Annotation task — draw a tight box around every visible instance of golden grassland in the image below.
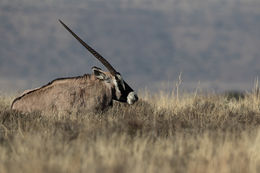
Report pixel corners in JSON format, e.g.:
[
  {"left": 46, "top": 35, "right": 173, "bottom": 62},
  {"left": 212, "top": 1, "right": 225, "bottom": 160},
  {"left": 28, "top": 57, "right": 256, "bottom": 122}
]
[{"left": 0, "top": 86, "right": 260, "bottom": 173}]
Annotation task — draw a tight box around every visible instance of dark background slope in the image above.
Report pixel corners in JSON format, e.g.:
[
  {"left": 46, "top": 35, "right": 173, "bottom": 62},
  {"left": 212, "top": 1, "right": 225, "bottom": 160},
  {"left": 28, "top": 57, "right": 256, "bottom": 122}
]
[{"left": 0, "top": 0, "right": 260, "bottom": 93}]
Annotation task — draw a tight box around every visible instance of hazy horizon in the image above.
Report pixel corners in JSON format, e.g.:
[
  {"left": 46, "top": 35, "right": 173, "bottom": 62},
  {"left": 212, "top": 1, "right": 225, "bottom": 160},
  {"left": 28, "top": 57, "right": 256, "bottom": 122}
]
[{"left": 1, "top": 0, "right": 260, "bottom": 93}]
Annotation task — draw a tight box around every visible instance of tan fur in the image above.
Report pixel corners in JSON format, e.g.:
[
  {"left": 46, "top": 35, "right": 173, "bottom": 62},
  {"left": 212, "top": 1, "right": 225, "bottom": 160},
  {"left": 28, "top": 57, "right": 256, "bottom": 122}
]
[{"left": 11, "top": 74, "right": 114, "bottom": 116}]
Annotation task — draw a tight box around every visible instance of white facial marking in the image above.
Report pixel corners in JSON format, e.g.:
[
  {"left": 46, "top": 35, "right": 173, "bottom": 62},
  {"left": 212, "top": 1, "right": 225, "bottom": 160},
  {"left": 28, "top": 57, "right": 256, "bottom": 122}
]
[
  {"left": 116, "top": 74, "right": 125, "bottom": 90},
  {"left": 113, "top": 78, "right": 120, "bottom": 94},
  {"left": 127, "top": 92, "right": 138, "bottom": 105}
]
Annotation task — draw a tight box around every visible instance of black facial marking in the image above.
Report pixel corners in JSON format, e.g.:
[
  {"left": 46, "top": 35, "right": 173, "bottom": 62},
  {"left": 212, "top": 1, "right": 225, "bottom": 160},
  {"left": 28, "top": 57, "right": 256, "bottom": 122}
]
[{"left": 116, "top": 80, "right": 134, "bottom": 102}]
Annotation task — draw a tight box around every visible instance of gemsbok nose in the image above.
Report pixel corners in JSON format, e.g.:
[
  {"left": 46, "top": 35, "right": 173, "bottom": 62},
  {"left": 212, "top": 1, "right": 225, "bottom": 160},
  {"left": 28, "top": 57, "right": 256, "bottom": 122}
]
[{"left": 127, "top": 92, "right": 138, "bottom": 105}]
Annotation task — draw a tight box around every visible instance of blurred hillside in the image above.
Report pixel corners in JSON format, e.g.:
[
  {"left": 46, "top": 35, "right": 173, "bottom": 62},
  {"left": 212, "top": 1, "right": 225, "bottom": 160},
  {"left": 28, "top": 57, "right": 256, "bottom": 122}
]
[{"left": 0, "top": 0, "right": 260, "bottom": 92}]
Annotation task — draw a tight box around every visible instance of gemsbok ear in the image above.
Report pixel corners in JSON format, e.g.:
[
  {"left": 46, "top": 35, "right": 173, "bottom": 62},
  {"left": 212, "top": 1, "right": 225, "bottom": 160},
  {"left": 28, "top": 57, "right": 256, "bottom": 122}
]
[{"left": 92, "top": 66, "right": 109, "bottom": 80}]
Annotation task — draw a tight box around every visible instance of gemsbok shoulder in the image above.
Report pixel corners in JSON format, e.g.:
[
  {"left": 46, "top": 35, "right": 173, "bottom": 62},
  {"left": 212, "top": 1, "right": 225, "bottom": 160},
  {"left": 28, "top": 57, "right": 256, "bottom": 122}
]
[{"left": 11, "top": 20, "right": 138, "bottom": 115}]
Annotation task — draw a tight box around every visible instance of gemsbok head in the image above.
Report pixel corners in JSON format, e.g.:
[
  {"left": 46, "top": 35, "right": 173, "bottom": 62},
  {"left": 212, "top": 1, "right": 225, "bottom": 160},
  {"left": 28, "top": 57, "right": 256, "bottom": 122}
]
[{"left": 11, "top": 20, "right": 138, "bottom": 115}]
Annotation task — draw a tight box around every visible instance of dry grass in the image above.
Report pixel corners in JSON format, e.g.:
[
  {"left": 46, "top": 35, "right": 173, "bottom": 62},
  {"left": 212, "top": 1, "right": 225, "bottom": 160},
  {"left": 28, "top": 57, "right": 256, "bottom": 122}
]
[{"left": 0, "top": 88, "right": 260, "bottom": 173}]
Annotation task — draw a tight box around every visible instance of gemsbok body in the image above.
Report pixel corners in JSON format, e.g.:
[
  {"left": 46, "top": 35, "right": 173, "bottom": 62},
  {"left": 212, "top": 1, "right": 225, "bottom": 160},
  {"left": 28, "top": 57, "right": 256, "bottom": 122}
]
[{"left": 11, "top": 20, "right": 138, "bottom": 115}]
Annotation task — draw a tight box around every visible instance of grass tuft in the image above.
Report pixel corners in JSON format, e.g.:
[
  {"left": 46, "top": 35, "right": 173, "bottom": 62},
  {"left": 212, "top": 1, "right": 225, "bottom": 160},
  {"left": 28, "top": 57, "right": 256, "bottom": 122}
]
[{"left": 0, "top": 90, "right": 260, "bottom": 173}]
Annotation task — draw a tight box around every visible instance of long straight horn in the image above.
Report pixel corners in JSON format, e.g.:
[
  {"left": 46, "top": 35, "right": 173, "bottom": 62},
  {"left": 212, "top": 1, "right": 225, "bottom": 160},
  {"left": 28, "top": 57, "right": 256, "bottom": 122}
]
[{"left": 59, "top": 19, "right": 117, "bottom": 75}]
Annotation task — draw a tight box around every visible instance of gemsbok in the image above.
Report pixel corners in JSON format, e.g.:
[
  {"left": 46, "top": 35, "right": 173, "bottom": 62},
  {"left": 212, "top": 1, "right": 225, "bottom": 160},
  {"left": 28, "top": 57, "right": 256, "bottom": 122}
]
[{"left": 11, "top": 20, "right": 138, "bottom": 115}]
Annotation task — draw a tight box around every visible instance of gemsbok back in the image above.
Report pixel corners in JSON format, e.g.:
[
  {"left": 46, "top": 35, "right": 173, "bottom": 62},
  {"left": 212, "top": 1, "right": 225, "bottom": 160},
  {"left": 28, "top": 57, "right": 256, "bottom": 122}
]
[{"left": 11, "top": 20, "right": 138, "bottom": 116}]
